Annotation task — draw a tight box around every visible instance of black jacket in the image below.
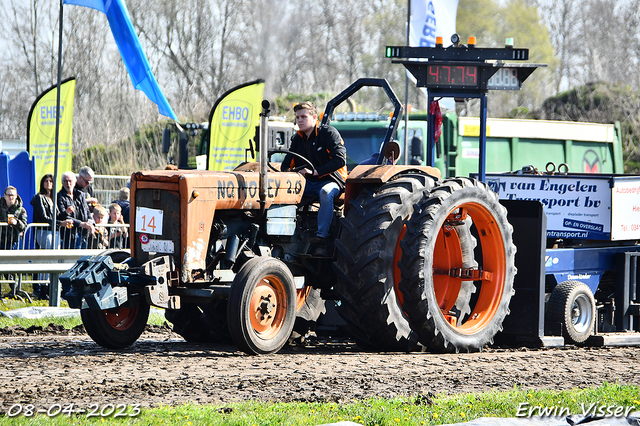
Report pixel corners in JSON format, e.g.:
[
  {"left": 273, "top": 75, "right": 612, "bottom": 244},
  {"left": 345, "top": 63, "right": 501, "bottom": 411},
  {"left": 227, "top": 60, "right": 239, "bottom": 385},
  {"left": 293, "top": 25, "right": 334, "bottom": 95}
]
[
  {"left": 56, "top": 188, "right": 91, "bottom": 229},
  {"left": 31, "top": 193, "right": 58, "bottom": 228},
  {"left": 281, "top": 123, "right": 347, "bottom": 189}
]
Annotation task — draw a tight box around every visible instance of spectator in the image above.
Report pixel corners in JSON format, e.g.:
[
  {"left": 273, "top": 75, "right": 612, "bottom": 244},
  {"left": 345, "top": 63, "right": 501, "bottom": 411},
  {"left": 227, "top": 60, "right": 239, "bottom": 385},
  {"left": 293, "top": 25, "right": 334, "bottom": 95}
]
[
  {"left": 76, "top": 166, "right": 98, "bottom": 209},
  {"left": 112, "top": 187, "right": 130, "bottom": 224},
  {"left": 30, "top": 174, "right": 57, "bottom": 300},
  {"left": 30, "top": 174, "right": 58, "bottom": 249},
  {"left": 0, "top": 186, "right": 27, "bottom": 250},
  {"left": 108, "top": 203, "right": 128, "bottom": 249},
  {"left": 87, "top": 204, "right": 108, "bottom": 249},
  {"left": 57, "top": 171, "right": 94, "bottom": 249}
]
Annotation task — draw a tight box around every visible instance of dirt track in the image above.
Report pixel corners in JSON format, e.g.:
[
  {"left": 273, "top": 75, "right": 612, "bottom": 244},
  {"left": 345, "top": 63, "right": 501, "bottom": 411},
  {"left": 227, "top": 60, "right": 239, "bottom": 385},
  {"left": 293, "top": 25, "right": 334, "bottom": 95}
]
[{"left": 1, "top": 325, "right": 639, "bottom": 413}]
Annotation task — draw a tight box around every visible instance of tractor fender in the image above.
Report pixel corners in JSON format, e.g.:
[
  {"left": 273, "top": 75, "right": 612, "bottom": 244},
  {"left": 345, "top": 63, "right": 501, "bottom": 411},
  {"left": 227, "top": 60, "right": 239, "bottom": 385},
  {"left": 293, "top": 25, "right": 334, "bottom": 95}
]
[{"left": 343, "top": 165, "right": 441, "bottom": 216}]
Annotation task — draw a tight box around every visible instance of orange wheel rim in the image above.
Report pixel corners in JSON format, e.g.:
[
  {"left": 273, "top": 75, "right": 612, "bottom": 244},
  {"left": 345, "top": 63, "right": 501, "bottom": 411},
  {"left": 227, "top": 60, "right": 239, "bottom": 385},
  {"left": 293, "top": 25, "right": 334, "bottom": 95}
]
[
  {"left": 433, "top": 227, "right": 463, "bottom": 313},
  {"left": 249, "top": 275, "right": 288, "bottom": 339},
  {"left": 432, "top": 202, "right": 506, "bottom": 335},
  {"left": 104, "top": 305, "right": 139, "bottom": 331}
]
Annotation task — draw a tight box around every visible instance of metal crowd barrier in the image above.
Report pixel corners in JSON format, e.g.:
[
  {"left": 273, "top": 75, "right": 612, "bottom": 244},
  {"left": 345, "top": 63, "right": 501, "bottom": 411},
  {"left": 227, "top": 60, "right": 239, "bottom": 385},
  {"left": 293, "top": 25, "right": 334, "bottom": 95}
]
[
  {"left": 0, "top": 222, "right": 21, "bottom": 250},
  {"left": 17, "top": 222, "right": 130, "bottom": 250},
  {"left": 0, "top": 222, "right": 130, "bottom": 305},
  {"left": 93, "top": 174, "right": 130, "bottom": 206}
]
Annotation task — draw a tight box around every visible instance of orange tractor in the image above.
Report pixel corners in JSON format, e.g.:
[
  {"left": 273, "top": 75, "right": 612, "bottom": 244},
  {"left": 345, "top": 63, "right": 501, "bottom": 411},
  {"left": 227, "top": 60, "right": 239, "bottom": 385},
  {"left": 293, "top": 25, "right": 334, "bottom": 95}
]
[{"left": 60, "top": 78, "right": 516, "bottom": 354}]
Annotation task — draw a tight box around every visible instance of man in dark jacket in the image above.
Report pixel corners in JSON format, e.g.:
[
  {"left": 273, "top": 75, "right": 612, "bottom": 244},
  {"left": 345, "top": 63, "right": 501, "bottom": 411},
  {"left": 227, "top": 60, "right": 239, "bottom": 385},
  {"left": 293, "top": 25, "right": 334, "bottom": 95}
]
[
  {"left": 281, "top": 101, "right": 347, "bottom": 255},
  {"left": 0, "top": 186, "right": 28, "bottom": 250},
  {"left": 57, "top": 171, "right": 95, "bottom": 249}
]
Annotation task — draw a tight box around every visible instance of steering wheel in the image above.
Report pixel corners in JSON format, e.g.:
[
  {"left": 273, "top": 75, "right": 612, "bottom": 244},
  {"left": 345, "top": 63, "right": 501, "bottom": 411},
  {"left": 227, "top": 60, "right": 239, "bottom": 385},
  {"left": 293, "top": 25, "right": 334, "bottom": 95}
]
[{"left": 268, "top": 150, "right": 317, "bottom": 175}]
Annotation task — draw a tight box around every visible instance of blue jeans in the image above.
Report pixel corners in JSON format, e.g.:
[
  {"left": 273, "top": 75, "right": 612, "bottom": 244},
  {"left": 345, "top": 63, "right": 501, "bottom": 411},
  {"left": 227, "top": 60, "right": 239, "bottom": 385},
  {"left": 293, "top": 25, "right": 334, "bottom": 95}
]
[
  {"left": 304, "top": 180, "right": 340, "bottom": 238},
  {"left": 35, "top": 229, "right": 53, "bottom": 249}
]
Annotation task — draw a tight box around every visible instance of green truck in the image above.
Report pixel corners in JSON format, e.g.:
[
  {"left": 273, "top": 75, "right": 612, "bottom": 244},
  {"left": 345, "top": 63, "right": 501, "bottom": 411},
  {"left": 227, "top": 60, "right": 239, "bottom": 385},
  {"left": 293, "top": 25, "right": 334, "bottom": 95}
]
[{"left": 331, "top": 111, "right": 624, "bottom": 177}]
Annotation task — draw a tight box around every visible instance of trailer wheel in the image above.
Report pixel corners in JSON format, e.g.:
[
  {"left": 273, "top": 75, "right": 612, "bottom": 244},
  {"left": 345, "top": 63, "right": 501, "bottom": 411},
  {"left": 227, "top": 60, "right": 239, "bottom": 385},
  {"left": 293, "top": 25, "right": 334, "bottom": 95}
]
[
  {"left": 399, "top": 177, "right": 516, "bottom": 352},
  {"left": 546, "top": 280, "right": 595, "bottom": 344},
  {"left": 333, "top": 174, "right": 437, "bottom": 351},
  {"left": 227, "top": 257, "right": 297, "bottom": 355},
  {"left": 81, "top": 251, "right": 149, "bottom": 349}
]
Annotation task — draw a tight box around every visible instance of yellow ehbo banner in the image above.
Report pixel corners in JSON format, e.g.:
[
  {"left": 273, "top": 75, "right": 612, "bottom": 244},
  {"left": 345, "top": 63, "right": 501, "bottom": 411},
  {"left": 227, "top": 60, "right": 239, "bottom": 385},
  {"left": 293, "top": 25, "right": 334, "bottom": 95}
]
[
  {"left": 27, "top": 77, "right": 76, "bottom": 183},
  {"left": 207, "top": 79, "right": 265, "bottom": 171}
]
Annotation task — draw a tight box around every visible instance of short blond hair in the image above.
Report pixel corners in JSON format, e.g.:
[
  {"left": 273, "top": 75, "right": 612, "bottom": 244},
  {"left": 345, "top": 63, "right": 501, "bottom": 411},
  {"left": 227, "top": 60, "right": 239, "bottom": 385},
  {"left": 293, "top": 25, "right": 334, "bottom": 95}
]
[
  {"left": 94, "top": 205, "right": 107, "bottom": 217},
  {"left": 119, "top": 187, "right": 130, "bottom": 201},
  {"left": 109, "top": 203, "right": 122, "bottom": 213}
]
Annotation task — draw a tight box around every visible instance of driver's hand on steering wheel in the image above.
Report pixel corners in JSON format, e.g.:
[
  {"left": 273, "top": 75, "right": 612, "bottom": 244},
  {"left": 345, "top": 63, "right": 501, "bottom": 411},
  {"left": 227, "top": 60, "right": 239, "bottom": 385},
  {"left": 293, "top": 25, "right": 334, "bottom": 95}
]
[{"left": 299, "top": 168, "right": 318, "bottom": 177}]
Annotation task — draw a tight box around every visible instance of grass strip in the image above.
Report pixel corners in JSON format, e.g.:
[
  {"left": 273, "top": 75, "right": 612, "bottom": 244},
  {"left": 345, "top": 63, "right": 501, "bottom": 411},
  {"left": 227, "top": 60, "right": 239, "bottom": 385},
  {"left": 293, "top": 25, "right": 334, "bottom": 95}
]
[{"left": 0, "top": 383, "right": 638, "bottom": 425}]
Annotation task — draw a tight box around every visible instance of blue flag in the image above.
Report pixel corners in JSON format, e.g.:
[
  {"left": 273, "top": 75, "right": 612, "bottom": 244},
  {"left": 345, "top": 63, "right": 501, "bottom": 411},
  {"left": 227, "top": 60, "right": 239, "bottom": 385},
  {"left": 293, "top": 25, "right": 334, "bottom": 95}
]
[{"left": 63, "top": 0, "right": 177, "bottom": 120}]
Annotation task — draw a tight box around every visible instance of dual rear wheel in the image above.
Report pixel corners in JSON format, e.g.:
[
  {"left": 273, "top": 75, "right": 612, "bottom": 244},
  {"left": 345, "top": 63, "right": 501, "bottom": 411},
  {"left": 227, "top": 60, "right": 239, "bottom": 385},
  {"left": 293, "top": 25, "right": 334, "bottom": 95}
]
[{"left": 335, "top": 176, "right": 517, "bottom": 352}]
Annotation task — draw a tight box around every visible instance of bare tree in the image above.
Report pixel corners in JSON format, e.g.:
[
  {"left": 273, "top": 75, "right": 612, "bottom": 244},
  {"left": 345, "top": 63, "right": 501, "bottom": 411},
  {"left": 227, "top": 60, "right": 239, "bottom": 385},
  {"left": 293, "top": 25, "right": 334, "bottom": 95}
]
[{"left": 537, "top": 0, "right": 580, "bottom": 92}]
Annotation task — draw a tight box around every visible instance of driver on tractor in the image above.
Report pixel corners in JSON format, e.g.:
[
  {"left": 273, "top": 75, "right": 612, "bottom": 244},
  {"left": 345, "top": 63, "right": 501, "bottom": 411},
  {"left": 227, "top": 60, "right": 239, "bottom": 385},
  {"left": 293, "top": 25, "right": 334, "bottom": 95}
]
[{"left": 281, "top": 101, "right": 347, "bottom": 256}]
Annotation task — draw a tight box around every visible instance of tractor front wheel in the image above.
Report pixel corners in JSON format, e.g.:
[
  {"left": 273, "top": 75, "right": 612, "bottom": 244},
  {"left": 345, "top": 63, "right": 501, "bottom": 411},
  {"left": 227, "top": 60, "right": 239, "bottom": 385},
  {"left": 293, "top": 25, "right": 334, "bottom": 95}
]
[
  {"left": 227, "top": 257, "right": 297, "bottom": 355},
  {"left": 82, "top": 299, "right": 150, "bottom": 349},
  {"left": 81, "top": 251, "right": 150, "bottom": 349}
]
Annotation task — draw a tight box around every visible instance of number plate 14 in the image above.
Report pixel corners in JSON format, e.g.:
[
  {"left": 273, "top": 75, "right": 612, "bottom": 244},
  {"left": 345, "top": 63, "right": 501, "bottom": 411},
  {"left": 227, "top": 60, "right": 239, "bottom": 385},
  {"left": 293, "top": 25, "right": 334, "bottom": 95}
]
[{"left": 135, "top": 207, "right": 164, "bottom": 236}]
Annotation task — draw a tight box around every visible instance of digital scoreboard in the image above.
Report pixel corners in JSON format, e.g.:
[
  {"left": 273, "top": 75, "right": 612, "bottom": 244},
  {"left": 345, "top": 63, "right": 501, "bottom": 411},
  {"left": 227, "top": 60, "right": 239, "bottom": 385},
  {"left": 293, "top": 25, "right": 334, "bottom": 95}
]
[
  {"left": 385, "top": 36, "right": 545, "bottom": 181},
  {"left": 385, "top": 45, "right": 542, "bottom": 93},
  {"left": 425, "top": 64, "right": 478, "bottom": 88}
]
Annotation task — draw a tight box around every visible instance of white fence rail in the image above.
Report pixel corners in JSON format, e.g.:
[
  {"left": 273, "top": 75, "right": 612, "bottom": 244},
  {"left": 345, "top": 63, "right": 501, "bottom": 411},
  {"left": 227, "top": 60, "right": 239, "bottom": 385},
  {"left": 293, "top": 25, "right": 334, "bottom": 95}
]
[
  {"left": 1, "top": 221, "right": 130, "bottom": 306},
  {"left": 1, "top": 174, "right": 131, "bottom": 304},
  {"left": 93, "top": 174, "right": 130, "bottom": 207}
]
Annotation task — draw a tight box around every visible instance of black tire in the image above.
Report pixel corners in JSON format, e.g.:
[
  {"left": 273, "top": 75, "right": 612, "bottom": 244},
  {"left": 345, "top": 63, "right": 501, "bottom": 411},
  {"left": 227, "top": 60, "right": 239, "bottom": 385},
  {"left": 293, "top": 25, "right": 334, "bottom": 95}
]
[
  {"left": 227, "top": 257, "right": 297, "bottom": 355},
  {"left": 333, "top": 173, "right": 437, "bottom": 351},
  {"left": 98, "top": 249, "right": 131, "bottom": 264},
  {"left": 292, "top": 287, "right": 327, "bottom": 336},
  {"left": 546, "top": 280, "right": 595, "bottom": 344},
  {"left": 399, "top": 177, "right": 516, "bottom": 352},
  {"left": 201, "top": 299, "right": 234, "bottom": 343},
  {"left": 165, "top": 304, "right": 215, "bottom": 343},
  {"left": 81, "top": 251, "right": 150, "bottom": 349}
]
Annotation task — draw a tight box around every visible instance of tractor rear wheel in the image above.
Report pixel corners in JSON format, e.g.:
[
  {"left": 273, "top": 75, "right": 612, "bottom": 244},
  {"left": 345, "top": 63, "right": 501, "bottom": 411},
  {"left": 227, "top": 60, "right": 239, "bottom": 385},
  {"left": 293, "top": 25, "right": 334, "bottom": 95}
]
[
  {"left": 81, "top": 251, "right": 150, "bottom": 349},
  {"left": 227, "top": 257, "right": 297, "bottom": 354},
  {"left": 292, "top": 286, "right": 326, "bottom": 337},
  {"left": 546, "top": 280, "right": 595, "bottom": 344},
  {"left": 399, "top": 177, "right": 516, "bottom": 352},
  {"left": 334, "top": 174, "right": 437, "bottom": 351},
  {"left": 165, "top": 304, "right": 215, "bottom": 343},
  {"left": 201, "top": 300, "right": 234, "bottom": 343}
]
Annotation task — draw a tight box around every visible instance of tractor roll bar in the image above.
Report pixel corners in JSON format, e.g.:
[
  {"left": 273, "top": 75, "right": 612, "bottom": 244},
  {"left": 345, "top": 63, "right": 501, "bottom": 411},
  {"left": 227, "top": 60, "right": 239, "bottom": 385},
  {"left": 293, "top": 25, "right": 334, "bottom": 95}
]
[{"left": 321, "top": 78, "right": 403, "bottom": 166}]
